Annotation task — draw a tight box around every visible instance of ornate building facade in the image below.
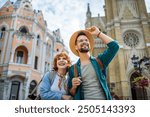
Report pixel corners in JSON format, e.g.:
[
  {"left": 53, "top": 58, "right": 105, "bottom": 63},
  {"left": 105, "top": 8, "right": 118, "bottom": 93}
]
[
  {"left": 85, "top": 0, "right": 150, "bottom": 99},
  {"left": 0, "top": 0, "right": 67, "bottom": 100}
]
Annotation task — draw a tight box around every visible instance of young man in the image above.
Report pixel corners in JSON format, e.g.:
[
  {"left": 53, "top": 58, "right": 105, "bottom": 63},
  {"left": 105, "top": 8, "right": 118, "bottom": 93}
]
[{"left": 68, "top": 26, "right": 119, "bottom": 100}]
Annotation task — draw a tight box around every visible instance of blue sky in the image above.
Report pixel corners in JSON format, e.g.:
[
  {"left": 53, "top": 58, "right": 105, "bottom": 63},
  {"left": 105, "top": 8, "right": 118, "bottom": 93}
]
[{"left": 0, "top": 0, "right": 150, "bottom": 62}]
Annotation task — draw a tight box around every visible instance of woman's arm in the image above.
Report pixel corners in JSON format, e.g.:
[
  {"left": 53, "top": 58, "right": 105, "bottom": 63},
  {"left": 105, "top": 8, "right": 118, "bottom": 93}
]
[{"left": 40, "top": 72, "right": 63, "bottom": 100}]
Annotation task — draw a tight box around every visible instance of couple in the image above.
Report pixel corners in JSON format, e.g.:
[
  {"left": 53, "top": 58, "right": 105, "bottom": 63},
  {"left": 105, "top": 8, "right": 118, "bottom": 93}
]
[{"left": 40, "top": 26, "right": 119, "bottom": 100}]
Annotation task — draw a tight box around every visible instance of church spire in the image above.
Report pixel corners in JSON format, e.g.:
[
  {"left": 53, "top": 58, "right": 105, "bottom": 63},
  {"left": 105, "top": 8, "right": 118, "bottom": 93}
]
[
  {"left": 86, "top": 3, "right": 91, "bottom": 18},
  {"left": 14, "top": 0, "right": 32, "bottom": 9}
]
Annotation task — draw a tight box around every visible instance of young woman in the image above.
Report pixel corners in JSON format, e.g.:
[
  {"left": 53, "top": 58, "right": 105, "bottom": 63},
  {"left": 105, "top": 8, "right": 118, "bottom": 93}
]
[{"left": 40, "top": 52, "right": 72, "bottom": 100}]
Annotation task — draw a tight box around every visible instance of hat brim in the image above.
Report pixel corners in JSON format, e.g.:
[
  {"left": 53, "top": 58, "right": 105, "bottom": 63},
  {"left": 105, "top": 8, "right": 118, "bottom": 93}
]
[{"left": 69, "top": 30, "right": 94, "bottom": 57}]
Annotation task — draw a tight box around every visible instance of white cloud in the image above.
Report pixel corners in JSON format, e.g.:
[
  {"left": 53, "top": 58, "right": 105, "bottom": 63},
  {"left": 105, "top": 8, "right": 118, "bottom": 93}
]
[
  {"left": 31, "top": 0, "right": 89, "bottom": 62},
  {"left": 145, "top": 0, "right": 150, "bottom": 12}
]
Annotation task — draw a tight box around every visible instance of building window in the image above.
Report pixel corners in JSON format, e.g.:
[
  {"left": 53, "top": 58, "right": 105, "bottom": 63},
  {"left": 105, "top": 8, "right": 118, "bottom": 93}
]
[
  {"left": 123, "top": 32, "right": 139, "bottom": 47},
  {"left": 44, "top": 62, "right": 47, "bottom": 73},
  {"left": 19, "top": 26, "right": 28, "bottom": 34},
  {"left": 29, "top": 80, "right": 37, "bottom": 94},
  {"left": 0, "top": 27, "right": 6, "bottom": 39},
  {"left": 37, "top": 35, "right": 40, "bottom": 46},
  {"left": 16, "top": 51, "right": 24, "bottom": 64},
  {"left": 25, "top": 5, "right": 29, "bottom": 8},
  {"left": 9, "top": 81, "right": 20, "bottom": 100},
  {"left": 34, "top": 56, "right": 38, "bottom": 70}
]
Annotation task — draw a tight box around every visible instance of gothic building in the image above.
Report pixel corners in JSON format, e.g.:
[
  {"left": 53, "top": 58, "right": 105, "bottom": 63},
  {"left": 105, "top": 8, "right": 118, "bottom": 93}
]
[
  {"left": 0, "top": 0, "right": 67, "bottom": 100},
  {"left": 85, "top": 0, "right": 150, "bottom": 99}
]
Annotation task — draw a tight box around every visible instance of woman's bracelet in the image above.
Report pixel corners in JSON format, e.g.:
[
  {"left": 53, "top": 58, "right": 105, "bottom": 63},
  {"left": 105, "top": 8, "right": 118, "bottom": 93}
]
[{"left": 97, "top": 31, "right": 101, "bottom": 37}]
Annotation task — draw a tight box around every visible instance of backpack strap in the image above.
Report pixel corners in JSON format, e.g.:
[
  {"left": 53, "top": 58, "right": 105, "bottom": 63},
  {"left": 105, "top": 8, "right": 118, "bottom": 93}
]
[
  {"left": 49, "top": 70, "right": 55, "bottom": 83},
  {"left": 74, "top": 64, "right": 78, "bottom": 77},
  {"left": 96, "top": 57, "right": 104, "bottom": 70}
]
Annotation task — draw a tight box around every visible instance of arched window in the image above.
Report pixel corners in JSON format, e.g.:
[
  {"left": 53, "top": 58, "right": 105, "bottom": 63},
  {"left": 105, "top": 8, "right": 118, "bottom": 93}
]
[
  {"left": 25, "top": 5, "right": 29, "bottom": 8},
  {"left": 19, "top": 26, "right": 28, "bottom": 34},
  {"left": 14, "top": 46, "right": 28, "bottom": 64},
  {"left": 29, "top": 80, "right": 37, "bottom": 94},
  {"left": 23, "top": 3, "right": 32, "bottom": 10},
  {"left": 0, "top": 27, "right": 6, "bottom": 39},
  {"left": 16, "top": 51, "right": 24, "bottom": 63}
]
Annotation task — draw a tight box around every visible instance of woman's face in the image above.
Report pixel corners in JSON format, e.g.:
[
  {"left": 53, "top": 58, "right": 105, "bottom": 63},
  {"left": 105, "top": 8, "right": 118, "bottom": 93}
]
[{"left": 57, "top": 56, "right": 68, "bottom": 69}]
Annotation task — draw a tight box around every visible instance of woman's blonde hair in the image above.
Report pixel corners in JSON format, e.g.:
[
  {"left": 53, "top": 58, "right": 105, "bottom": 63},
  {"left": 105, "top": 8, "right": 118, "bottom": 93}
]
[{"left": 53, "top": 52, "right": 71, "bottom": 71}]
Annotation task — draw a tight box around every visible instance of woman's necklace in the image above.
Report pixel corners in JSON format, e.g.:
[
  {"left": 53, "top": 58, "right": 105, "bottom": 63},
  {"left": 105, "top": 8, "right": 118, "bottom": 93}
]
[
  {"left": 57, "top": 72, "right": 65, "bottom": 78},
  {"left": 57, "top": 72, "right": 66, "bottom": 91}
]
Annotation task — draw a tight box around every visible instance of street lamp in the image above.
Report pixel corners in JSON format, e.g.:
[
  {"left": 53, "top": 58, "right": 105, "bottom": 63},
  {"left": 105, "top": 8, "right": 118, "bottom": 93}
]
[{"left": 131, "top": 55, "right": 150, "bottom": 75}]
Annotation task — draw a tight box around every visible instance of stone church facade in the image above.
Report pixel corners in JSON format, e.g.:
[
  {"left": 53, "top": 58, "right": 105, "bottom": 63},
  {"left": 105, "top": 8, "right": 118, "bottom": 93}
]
[
  {"left": 85, "top": 0, "right": 150, "bottom": 99},
  {"left": 0, "top": 0, "right": 67, "bottom": 100}
]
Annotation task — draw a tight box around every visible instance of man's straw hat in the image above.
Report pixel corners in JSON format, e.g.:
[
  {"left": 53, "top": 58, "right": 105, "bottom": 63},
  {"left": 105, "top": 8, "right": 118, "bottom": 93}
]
[{"left": 69, "top": 30, "right": 94, "bottom": 56}]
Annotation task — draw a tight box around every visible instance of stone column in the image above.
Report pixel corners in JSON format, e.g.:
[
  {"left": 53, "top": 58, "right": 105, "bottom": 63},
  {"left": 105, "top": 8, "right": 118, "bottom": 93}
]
[
  {"left": 105, "top": 0, "right": 112, "bottom": 23},
  {"left": 50, "top": 39, "right": 54, "bottom": 70},
  {"left": 41, "top": 41, "right": 46, "bottom": 73},
  {"left": 5, "top": 31, "right": 14, "bottom": 64},
  {"left": 10, "top": 50, "right": 14, "bottom": 63},
  {"left": 112, "top": 0, "right": 118, "bottom": 19},
  {"left": 24, "top": 72, "right": 30, "bottom": 99},
  {"left": 114, "top": 25, "right": 130, "bottom": 99},
  {"left": 3, "top": 79, "right": 10, "bottom": 100},
  {"left": 141, "top": 0, "right": 148, "bottom": 17},
  {"left": 141, "top": 21, "right": 150, "bottom": 43},
  {"left": 1, "top": 31, "right": 8, "bottom": 64},
  {"left": 41, "top": 30, "right": 47, "bottom": 73},
  {"left": 30, "top": 14, "right": 37, "bottom": 68},
  {"left": 141, "top": 20, "right": 150, "bottom": 57},
  {"left": 137, "top": 0, "right": 146, "bottom": 18}
]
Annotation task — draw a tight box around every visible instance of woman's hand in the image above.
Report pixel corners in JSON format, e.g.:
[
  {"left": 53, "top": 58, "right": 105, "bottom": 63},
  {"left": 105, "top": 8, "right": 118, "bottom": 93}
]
[{"left": 61, "top": 95, "right": 73, "bottom": 100}]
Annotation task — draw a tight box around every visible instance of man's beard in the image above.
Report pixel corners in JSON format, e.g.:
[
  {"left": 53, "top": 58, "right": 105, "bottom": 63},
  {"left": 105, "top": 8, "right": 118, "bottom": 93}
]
[{"left": 79, "top": 43, "right": 90, "bottom": 53}]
